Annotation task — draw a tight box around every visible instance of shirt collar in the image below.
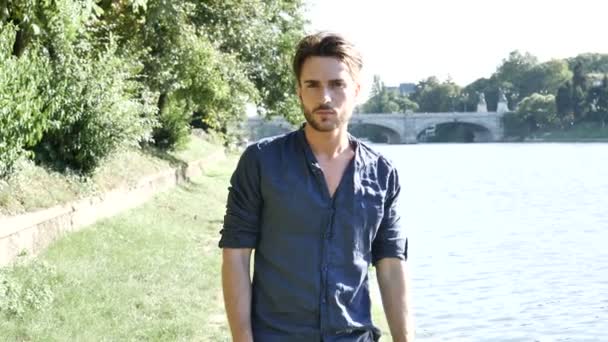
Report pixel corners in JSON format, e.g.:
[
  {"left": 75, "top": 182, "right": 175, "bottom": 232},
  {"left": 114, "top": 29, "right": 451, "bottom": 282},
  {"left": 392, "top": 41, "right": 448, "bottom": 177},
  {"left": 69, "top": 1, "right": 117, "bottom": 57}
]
[{"left": 296, "top": 124, "right": 363, "bottom": 172}]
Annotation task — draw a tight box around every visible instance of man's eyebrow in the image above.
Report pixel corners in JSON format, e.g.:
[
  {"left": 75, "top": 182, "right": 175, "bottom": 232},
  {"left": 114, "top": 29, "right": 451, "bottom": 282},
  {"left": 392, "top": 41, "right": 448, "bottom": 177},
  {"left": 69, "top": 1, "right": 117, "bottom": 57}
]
[{"left": 302, "top": 80, "right": 319, "bottom": 84}]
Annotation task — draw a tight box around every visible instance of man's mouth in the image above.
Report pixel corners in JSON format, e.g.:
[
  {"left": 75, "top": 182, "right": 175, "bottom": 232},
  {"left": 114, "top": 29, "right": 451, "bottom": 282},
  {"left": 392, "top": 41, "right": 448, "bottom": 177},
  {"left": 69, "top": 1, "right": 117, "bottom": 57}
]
[{"left": 314, "top": 109, "right": 336, "bottom": 115}]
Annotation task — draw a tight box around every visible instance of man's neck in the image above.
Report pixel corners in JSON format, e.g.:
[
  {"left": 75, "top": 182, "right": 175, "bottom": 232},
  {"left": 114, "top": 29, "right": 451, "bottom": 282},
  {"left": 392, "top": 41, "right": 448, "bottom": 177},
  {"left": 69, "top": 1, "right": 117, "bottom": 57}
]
[{"left": 304, "top": 124, "right": 352, "bottom": 160}]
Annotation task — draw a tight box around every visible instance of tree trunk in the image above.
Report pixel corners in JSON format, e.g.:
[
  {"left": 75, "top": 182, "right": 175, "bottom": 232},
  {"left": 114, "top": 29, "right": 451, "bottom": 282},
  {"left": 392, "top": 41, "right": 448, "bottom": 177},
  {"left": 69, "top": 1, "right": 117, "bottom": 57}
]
[
  {"left": 157, "top": 92, "right": 168, "bottom": 116},
  {"left": 11, "top": 21, "right": 28, "bottom": 58}
]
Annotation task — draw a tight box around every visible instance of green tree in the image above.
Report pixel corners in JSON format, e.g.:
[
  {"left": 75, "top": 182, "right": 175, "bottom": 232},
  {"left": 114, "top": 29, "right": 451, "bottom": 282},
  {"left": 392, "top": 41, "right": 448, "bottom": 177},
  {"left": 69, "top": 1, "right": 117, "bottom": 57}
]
[
  {"left": 572, "top": 62, "right": 588, "bottom": 121},
  {"left": 556, "top": 81, "right": 573, "bottom": 124},
  {"left": 192, "top": 0, "right": 306, "bottom": 122},
  {"left": 462, "top": 77, "right": 500, "bottom": 112},
  {"left": 587, "top": 75, "right": 608, "bottom": 126},
  {"left": 518, "top": 93, "right": 558, "bottom": 130},
  {"left": 567, "top": 53, "right": 608, "bottom": 74},
  {"left": 411, "top": 76, "right": 461, "bottom": 112},
  {"left": 520, "top": 59, "right": 572, "bottom": 97},
  {"left": 0, "top": 23, "right": 51, "bottom": 176},
  {"left": 360, "top": 75, "right": 418, "bottom": 113},
  {"left": 494, "top": 50, "right": 538, "bottom": 105},
  {"left": 504, "top": 93, "right": 557, "bottom": 138}
]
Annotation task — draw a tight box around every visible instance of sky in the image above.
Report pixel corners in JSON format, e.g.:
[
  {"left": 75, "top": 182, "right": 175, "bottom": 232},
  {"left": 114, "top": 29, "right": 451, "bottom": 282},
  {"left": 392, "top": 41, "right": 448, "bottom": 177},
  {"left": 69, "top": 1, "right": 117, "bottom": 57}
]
[{"left": 304, "top": 0, "right": 608, "bottom": 101}]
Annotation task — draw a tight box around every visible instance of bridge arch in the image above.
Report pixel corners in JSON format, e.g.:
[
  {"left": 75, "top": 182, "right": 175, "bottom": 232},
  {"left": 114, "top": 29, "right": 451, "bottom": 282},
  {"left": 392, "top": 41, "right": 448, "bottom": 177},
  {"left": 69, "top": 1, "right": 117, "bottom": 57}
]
[
  {"left": 416, "top": 121, "right": 494, "bottom": 143},
  {"left": 348, "top": 122, "right": 401, "bottom": 143}
]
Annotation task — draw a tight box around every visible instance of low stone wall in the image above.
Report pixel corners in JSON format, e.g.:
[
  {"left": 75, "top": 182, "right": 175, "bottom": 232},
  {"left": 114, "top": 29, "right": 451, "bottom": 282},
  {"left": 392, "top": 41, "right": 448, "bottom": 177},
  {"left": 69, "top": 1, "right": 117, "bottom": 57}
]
[{"left": 0, "top": 150, "right": 225, "bottom": 267}]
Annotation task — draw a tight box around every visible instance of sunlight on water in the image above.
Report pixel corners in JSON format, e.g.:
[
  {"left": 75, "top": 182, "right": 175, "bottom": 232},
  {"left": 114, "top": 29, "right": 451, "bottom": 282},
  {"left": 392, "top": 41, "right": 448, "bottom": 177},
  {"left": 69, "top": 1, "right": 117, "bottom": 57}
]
[{"left": 375, "top": 143, "right": 608, "bottom": 341}]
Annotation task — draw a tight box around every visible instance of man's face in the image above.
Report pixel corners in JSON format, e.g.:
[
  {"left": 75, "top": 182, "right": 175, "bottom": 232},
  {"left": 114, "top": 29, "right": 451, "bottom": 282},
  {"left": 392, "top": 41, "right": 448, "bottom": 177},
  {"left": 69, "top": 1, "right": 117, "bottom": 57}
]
[{"left": 297, "top": 56, "right": 360, "bottom": 132}]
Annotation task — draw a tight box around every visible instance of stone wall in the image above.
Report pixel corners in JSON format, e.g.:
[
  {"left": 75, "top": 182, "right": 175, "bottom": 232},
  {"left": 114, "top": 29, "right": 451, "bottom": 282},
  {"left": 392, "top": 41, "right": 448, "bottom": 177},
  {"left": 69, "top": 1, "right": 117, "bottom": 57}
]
[{"left": 0, "top": 150, "right": 225, "bottom": 267}]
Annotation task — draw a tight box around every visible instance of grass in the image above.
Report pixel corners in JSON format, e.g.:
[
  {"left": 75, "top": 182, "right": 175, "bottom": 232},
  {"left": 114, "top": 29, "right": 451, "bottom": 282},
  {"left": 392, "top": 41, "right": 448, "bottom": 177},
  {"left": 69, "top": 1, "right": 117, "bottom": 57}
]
[
  {"left": 0, "top": 155, "right": 236, "bottom": 341},
  {"left": 0, "top": 132, "right": 219, "bottom": 217},
  {"left": 0, "top": 149, "right": 392, "bottom": 340}
]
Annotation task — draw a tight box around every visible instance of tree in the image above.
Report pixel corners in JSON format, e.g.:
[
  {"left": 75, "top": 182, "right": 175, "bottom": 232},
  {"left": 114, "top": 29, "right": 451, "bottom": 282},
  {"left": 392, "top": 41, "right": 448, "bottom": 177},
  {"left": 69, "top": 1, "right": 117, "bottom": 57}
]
[
  {"left": 360, "top": 75, "right": 418, "bottom": 113},
  {"left": 96, "top": 0, "right": 305, "bottom": 144},
  {"left": 556, "top": 81, "right": 573, "bottom": 122},
  {"left": 411, "top": 76, "right": 461, "bottom": 112},
  {"left": 567, "top": 53, "right": 608, "bottom": 74},
  {"left": 494, "top": 50, "right": 538, "bottom": 105},
  {"left": 517, "top": 93, "right": 558, "bottom": 130},
  {"left": 191, "top": 0, "right": 305, "bottom": 122},
  {"left": 598, "top": 76, "right": 608, "bottom": 127},
  {"left": 587, "top": 75, "right": 608, "bottom": 126},
  {"left": 463, "top": 77, "right": 500, "bottom": 112},
  {"left": 572, "top": 62, "right": 588, "bottom": 121},
  {"left": 520, "top": 59, "right": 572, "bottom": 97}
]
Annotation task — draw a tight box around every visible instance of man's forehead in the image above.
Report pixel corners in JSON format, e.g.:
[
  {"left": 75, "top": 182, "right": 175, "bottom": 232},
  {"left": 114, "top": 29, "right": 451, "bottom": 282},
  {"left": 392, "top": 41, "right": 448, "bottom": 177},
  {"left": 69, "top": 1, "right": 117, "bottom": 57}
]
[{"left": 300, "top": 56, "right": 356, "bottom": 81}]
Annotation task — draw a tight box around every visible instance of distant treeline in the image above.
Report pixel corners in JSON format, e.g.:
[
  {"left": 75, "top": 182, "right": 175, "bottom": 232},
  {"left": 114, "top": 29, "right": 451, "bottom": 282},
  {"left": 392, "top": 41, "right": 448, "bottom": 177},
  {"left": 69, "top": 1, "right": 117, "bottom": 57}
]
[
  {"left": 360, "top": 51, "right": 608, "bottom": 138},
  {"left": 0, "top": 0, "right": 305, "bottom": 177}
]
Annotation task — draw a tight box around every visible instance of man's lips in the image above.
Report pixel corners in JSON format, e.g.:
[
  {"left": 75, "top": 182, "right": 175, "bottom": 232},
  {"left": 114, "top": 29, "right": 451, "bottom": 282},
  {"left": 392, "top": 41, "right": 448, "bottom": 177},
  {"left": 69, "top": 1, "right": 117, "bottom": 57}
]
[{"left": 314, "top": 110, "right": 336, "bottom": 115}]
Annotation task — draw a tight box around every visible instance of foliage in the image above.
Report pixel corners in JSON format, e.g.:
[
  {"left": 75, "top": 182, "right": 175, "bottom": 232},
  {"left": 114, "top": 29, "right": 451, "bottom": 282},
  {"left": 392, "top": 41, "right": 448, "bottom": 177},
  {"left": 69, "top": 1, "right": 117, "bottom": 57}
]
[
  {"left": 34, "top": 37, "right": 157, "bottom": 173},
  {"left": 0, "top": 261, "right": 58, "bottom": 319},
  {"left": 193, "top": 0, "right": 306, "bottom": 122},
  {"left": 587, "top": 76, "right": 608, "bottom": 126},
  {"left": 0, "top": 0, "right": 305, "bottom": 178},
  {"left": 411, "top": 76, "right": 461, "bottom": 112},
  {"left": 567, "top": 53, "right": 608, "bottom": 74},
  {"left": 360, "top": 75, "right": 419, "bottom": 113},
  {"left": 0, "top": 23, "right": 50, "bottom": 177},
  {"left": 504, "top": 93, "right": 558, "bottom": 138}
]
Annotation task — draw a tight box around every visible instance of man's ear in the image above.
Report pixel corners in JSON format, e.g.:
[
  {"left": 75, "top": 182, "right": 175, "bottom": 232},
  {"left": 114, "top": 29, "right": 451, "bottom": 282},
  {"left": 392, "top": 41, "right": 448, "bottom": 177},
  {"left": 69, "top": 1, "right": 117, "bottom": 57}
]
[
  {"left": 354, "top": 80, "right": 361, "bottom": 99},
  {"left": 296, "top": 83, "right": 301, "bottom": 98}
]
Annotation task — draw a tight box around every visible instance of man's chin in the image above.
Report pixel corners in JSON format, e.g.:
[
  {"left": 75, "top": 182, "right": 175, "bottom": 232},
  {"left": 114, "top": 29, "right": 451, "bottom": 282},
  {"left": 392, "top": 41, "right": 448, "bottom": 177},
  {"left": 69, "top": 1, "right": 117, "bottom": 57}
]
[{"left": 307, "top": 120, "right": 340, "bottom": 132}]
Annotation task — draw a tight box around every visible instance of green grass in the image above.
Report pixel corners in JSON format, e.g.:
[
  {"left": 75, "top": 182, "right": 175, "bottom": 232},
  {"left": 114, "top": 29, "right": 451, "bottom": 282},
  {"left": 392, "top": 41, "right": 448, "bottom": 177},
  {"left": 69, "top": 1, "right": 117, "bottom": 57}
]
[
  {"left": 0, "top": 155, "right": 237, "bottom": 341},
  {"left": 0, "top": 150, "right": 392, "bottom": 341},
  {"left": 0, "top": 132, "right": 217, "bottom": 217}
]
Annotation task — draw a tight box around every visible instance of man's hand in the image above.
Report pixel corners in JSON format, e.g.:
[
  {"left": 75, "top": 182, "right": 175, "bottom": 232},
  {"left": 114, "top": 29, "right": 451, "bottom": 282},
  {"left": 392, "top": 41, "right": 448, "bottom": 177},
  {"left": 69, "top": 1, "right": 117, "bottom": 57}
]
[
  {"left": 222, "top": 248, "right": 254, "bottom": 342},
  {"left": 376, "top": 258, "right": 413, "bottom": 342}
]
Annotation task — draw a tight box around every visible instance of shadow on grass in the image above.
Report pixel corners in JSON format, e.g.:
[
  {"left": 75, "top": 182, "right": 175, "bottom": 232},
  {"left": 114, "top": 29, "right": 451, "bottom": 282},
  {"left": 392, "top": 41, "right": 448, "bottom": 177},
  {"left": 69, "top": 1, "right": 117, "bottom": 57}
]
[{"left": 140, "top": 145, "right": 189, "bottom": 169}]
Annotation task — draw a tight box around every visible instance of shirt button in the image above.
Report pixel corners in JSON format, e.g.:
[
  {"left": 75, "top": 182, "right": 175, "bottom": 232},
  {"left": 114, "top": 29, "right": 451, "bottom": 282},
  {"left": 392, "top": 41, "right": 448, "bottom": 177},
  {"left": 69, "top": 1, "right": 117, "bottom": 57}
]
[
  {"left": 322, "top": 298, "right": 327, "bottom": 303},
  {"left": 322, "top": 266, "right": 328, "bottom": 272}
]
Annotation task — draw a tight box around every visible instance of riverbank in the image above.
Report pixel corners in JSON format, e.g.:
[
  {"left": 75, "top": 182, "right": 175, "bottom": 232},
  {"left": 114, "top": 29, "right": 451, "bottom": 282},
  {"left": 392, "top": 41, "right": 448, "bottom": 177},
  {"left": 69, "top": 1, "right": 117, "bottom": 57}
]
[
  {"left": 511, "top": 122, "right": 608, "bottom": 143},
  {"left": 0, "top": 144, "right": 392, "bottom": 340},
  {"left": 0, "top": 131, "right": 220, "bottom": 218},
  {"left": 0, "top": 156, "right": 237, "bottom": 340}
]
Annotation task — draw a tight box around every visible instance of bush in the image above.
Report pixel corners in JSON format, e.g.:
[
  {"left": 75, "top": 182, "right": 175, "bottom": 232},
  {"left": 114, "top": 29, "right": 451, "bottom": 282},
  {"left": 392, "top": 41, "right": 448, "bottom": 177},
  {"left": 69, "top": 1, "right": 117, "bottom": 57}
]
[
  {"left": 34, "top": 39, "right": 157, "bottom": 173},
  {"left": 0, "top": 24, "right": 51, "bottom": 177}
]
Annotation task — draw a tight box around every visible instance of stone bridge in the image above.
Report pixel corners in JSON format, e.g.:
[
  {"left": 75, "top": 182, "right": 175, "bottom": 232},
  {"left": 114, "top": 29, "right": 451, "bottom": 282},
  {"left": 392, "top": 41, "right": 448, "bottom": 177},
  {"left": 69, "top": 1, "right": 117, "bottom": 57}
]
[{"left": 247, "top": 112, "right": 505, "bottom": 144}]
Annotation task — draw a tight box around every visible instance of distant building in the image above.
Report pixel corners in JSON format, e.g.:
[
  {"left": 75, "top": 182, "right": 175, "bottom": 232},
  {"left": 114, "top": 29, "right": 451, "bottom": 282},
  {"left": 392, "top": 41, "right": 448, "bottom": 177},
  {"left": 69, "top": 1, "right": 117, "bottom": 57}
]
[{"left": 386, "top": 82, "right": 416, "bottom": 96}]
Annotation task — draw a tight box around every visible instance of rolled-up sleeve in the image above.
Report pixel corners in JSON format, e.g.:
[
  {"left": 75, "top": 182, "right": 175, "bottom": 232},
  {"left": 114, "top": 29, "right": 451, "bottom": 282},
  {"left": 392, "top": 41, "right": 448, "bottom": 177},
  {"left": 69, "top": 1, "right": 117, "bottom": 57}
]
[
  {"left": 219, "top": 145, "right": 262, "bottom": 249},
  {"left": 371, "top": 167, "right": 408, "bottom": 265}
]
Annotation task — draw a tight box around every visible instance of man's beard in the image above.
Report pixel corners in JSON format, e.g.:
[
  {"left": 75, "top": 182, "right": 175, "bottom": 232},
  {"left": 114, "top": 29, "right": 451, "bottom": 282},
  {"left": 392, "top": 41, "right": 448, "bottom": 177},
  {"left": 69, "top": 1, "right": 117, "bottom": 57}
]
[{"left": 302, "top": 104, "right": 346, "bottom": 132}]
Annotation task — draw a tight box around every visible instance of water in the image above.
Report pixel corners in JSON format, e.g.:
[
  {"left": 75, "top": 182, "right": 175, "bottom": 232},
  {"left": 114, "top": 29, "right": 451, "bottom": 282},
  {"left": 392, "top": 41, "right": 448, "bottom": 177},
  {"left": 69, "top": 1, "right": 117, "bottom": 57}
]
[{"left": 374, "top": 143, "right": 608, "bottom": 341}]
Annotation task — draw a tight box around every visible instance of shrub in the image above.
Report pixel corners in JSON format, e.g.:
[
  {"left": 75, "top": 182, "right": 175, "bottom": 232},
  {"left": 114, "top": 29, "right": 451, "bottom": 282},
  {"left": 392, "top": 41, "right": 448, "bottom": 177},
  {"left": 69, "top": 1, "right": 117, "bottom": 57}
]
[
  {"left": 0, "top": 23, "right": 51, "bottom": 177},
  {"left": 34, "top": 38, "right": 157, "bottom": 173}
]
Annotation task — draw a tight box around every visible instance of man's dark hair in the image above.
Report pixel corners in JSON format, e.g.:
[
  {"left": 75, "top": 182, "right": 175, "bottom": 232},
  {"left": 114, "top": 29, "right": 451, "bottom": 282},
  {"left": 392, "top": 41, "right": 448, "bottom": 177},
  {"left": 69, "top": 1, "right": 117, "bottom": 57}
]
[{"left": 292, "top": 32, "right": 363, "bottom": 85}]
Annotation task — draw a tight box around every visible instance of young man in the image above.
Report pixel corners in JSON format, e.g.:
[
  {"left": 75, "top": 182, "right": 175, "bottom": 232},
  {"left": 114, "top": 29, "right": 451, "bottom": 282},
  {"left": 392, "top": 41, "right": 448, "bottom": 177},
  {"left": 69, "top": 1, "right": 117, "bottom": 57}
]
[{"left": 219, "top": 32, "right": 413, "bottom": 342}]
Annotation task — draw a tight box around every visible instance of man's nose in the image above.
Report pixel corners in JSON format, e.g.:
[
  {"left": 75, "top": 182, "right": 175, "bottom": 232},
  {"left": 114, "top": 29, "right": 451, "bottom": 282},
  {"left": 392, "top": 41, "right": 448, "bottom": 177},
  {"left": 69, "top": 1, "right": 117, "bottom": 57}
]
[{"left": 321, "top": 87, "right": 331, "bottom": 104}]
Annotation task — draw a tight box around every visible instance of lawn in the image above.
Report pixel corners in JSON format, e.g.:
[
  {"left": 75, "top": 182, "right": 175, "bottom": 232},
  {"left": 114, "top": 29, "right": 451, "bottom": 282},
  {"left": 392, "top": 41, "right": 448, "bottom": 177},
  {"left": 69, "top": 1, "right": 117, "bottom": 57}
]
[{"left": 0, "top": 153, "right": 391, "bottom": 341}]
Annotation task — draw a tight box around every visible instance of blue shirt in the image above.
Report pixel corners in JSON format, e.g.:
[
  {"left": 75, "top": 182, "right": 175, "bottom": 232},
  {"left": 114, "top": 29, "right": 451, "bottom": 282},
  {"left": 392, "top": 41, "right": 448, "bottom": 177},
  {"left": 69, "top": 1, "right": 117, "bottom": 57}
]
[{"left": 219, "top": 126, "right": 408, "bottom": 342}]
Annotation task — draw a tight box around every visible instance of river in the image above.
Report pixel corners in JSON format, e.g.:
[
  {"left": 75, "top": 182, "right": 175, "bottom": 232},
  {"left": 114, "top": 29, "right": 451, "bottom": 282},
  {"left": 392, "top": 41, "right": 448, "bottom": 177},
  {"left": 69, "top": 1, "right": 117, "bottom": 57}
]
[{"left": 374, "top": 143, "right": 608, "bottom": 341}]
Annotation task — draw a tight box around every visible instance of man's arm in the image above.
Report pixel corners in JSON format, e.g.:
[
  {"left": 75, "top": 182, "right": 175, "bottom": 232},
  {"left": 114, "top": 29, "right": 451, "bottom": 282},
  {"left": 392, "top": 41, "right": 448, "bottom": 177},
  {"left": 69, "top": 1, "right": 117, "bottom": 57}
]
[
  {"left": 222, "top": 248, "right": 254, "bottom": 342},
  {"left": 376, "top": 257, "right": 413, "bottom": 342}
]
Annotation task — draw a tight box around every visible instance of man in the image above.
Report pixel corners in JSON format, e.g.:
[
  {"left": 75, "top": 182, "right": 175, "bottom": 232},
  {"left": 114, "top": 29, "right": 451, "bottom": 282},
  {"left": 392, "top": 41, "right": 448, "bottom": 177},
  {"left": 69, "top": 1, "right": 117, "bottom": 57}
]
[{"left": 219, "top": 32, "right": 413, "bottom": 342}]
